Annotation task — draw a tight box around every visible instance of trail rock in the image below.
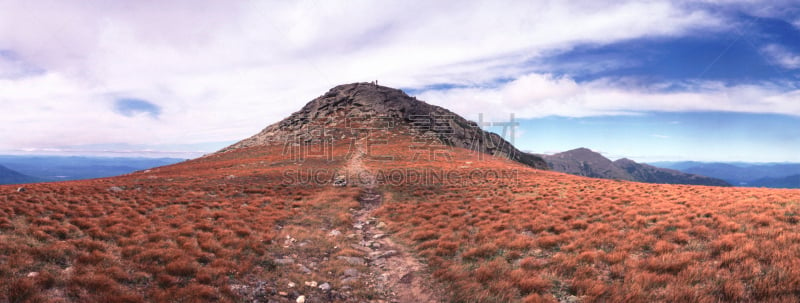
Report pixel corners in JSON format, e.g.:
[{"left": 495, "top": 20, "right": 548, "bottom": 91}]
[
  {"left": 297, "top": 264, "right": 312, "bottom": 274},
  {"left": 369, "top": 250, "right": 398, "bottom": 259},
  {"left": 274, "top": 258, "right": 295, "bottom": 265},
  {"left": 319, "top": 282, "right": 331, "bottom": 291},
  {"left": 343, "top": 268, "right": 359, "bottom": 277},
  {"left": 336, "top": 256, "right": 365, "bottom": 266},
  {"left": 108, "top": 186, "right": 123, "bottom": 192},
  {"left": 351, "top": 244, "right": 372, "bottom": 253}
]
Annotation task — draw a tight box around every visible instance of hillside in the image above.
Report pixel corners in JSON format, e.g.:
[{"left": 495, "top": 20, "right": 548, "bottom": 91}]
[
  {"left": 0, "top": 164, "right": 39, "bottom": 185},
  {"left": 542, "top": 148, "right": 730, "bottom": 186},
  {"left": 1, "top": 84, "right": 799, "bottom": 302}
]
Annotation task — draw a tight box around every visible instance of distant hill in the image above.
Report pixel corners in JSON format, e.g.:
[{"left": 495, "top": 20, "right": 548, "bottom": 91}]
[
  {"left": 649, "top": 161, "right": 800, "bottom": 188},
  {"left": 0, "top": 156, "right": 185, "bottom": 181},
  {"left": 0, "top": 164, "right": 40, "bottom": 185},
  {"left": 542, "top": 148, "right": 730, "bottom": 186},
  {"left": 614, "top": 158, "right": 730, "bottom": 186},
  {"left": 541, "top": 148, "right": 633, "bottom": 180},
  {"left": 749, "top": 174, "right": 800, "bottom": 189}
]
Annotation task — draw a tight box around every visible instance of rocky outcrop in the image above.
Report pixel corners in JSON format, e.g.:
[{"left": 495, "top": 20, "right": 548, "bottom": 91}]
[{"left": 220, "top": 83, "right": 548, "bottom": 170}]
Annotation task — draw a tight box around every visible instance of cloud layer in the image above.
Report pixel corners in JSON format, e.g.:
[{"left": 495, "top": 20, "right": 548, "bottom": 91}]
[
  {"left": 418, "top": 74, "right": 800, "bottom": 120},
  {"left": 0, "top": 0, "right": 796, "bottom": 154}
]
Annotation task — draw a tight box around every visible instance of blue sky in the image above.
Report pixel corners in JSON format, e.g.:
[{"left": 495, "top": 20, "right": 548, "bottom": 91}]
[
  {"left": 114, "top": 98, "right": 162, "bottom": 118},
  {"left": 461, "top": 6, "right": 800, "bottom": 162},
  {"left": 512, "top": 113, "right": 800, "bottom": 162},
  {"left": 0, "top": 1, "right": 798, "bottom": 161}
]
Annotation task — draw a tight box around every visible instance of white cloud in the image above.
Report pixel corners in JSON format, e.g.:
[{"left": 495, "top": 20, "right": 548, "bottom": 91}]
[
  {"left": 761, "top": 44, "right": 800, "bottom": 69},
  {"left": 0, "top": 0, "right": 731, "bottom": 153},
  {"left": 417, "top": 73, "right": 800, "bottom": 120}
]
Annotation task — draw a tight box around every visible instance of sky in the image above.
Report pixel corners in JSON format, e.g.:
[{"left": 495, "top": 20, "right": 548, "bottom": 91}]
[{"left": 0, "top": 0, "right": 799, "bottom": 162}]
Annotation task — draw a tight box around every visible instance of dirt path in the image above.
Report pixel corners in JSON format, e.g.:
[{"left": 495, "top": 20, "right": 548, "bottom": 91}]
[{"left": 345, "top": 138, "right": 441, "bottom": 303}]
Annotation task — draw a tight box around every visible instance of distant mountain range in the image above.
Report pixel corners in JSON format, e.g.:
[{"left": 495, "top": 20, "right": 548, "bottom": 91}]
[
  {"left": 0, "top": 156, "right": 185, "bottom": 185},
  {"left": 649, "top": 161, "right": 800, "bottom": 188},
  {"left": 749, "top": 174, "right": 800, "bottom": 188},
  {"left": 0, "top": 164, "right": 40, "bottom": 185},
  {"left": 540, "top": 148, "right": 731, "bottom": 186}
]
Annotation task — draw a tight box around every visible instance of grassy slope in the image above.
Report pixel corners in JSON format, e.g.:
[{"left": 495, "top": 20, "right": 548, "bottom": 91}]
[
  {"left": 369, "top": 141, "right": 800, "bottom": 302},
  {"left": 1, "top": 137, "right": 799, "bottom": 302}
]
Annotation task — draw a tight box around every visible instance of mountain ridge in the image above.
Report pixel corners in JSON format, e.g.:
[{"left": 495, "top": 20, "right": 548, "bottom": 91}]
[
  {"left": 749, "top": 174, "right": 800, "bottom": 188},
  {"left": 0, "top": 155, "right": 184, "bottom": 182},
  {"left": 542, "top": 148, "right": 730, "bottom": 186},
  {"left": 649, "top": 161, "right": 800, "bottom": 187}
]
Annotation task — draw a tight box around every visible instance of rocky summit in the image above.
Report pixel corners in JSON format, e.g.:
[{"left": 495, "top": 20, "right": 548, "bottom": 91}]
[{"left": 221, "top": 82, "right": 548, "bottom": 170}]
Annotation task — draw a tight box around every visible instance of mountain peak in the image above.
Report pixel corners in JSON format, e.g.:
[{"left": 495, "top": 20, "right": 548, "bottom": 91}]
[
  {"left": 613, "top": 158, "right": 637, "bottom": 165},
  {"left": 559, "top": 147, "right": 601, "bottom": 157},
  {"left": 315, "top": 82, "right": 415, "bottom": 109},
  {"left": 220, "top": 83, "right": 548, "bottom": 170},
  {"left": 544, "top": 148, "right": 631, "bottom": 180}
]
